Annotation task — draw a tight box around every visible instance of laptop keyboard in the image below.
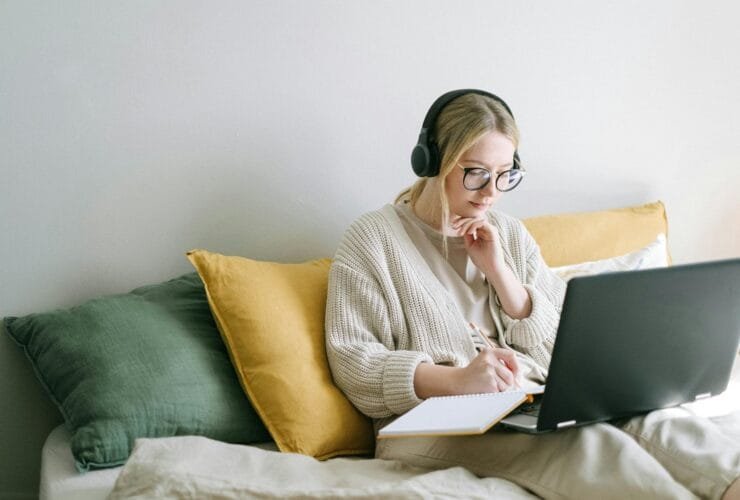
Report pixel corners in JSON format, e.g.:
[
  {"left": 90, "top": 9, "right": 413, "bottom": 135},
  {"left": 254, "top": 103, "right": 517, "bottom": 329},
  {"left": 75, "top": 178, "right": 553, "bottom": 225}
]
[{"left": 517, "top": 400, "right": 541, "bottom": 417}]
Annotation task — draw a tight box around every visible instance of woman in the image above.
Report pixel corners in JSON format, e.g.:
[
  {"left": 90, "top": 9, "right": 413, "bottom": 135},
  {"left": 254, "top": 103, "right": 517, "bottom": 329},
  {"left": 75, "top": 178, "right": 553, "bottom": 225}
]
[{"left": 325, "top": 89, "right": 739, "bottom": 499}]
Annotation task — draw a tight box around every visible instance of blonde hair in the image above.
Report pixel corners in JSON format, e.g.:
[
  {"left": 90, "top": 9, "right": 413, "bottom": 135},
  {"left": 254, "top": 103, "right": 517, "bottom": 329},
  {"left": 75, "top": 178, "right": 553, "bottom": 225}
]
[{"left": 396, "top": 93, "right": 521, "bottom": 252}]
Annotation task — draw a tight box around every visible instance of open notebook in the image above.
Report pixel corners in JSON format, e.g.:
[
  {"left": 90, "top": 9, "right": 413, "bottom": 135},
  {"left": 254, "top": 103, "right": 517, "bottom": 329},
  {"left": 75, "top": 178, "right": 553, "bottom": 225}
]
[{"left": 377, "top": 385, "right": 545, "bottom": 438}]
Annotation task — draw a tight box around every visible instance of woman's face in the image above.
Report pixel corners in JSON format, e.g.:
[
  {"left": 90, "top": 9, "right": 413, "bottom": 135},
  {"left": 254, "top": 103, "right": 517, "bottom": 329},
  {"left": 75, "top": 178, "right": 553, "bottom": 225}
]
[{"left": 444, "top": 130, "right": 516, "bottom": 220}]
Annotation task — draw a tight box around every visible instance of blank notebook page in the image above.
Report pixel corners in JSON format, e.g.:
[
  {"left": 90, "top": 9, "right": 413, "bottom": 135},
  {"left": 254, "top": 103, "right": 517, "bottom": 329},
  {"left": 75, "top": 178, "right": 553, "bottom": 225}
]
[{"left": 378, "top": 391, "right": 528, "bottom": 437}]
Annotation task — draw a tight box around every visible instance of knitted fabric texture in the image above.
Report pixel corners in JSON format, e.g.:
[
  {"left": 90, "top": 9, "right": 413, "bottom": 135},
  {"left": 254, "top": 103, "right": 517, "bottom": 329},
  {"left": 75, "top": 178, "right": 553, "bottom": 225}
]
[{"left": 325, "top": 204, "right": 566, "bottom": 432}]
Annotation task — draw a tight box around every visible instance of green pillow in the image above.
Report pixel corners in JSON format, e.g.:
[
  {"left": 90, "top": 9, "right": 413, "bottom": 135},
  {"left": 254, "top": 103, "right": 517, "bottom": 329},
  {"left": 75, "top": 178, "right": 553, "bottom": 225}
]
[{"left": 4, "top": 272, "right": 271, "bottom": 472}]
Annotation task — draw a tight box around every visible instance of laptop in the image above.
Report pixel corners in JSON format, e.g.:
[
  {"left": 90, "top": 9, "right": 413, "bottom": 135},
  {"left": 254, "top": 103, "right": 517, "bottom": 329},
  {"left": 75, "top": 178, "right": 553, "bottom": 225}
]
[{"left": 500, "top": 257, "right": 740, "bottom": 433}]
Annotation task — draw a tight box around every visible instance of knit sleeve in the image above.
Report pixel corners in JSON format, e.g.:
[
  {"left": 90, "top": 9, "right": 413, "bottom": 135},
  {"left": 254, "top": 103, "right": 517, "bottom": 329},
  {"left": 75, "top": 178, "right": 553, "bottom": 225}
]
[
  {"left": 325, "top": 261, "right": 433, "bottom": 419},
  {"left": 498, "top": 220, "right": 566, "bottom": 369}
]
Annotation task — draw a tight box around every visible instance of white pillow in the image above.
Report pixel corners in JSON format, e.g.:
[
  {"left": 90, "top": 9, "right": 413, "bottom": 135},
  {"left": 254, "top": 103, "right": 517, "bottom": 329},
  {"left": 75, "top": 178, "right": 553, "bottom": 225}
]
[{"left": 551, "top": 234, "right": 668, "bottom": 282}]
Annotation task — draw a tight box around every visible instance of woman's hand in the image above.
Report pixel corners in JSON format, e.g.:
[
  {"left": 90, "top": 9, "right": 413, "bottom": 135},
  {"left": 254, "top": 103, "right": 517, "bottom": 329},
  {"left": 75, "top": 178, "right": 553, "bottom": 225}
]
[
  {"left": 451, "top": 215, "right": 505, "bottom": 275},
  {"left": 413, "top": 348, "right": 520, "bottom": 399},
  {"left": 453, "top": 347, "right": 520, "bottom": 394},
  {"left": 451, "top": 214, "right": 533, "bottom": 320}
]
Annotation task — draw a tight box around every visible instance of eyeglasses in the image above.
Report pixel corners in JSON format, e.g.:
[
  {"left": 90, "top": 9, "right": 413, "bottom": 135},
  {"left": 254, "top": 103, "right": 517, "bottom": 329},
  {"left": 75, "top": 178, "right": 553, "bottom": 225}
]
[{"left": 457, "top": 164, "right": 526, "bottom": 192}]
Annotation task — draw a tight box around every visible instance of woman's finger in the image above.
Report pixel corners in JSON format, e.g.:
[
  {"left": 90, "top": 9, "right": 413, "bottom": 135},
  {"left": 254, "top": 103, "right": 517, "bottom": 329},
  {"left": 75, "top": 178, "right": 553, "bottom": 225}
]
[
  {"left": 469, "top": 220, "right": 490, "bottom": 240},
  {"left": 451, "top": 215, "right": 471, "bottom": 228},
  {"left": 461, "top": 219, "right": 495, "bottom": 240},
  {"left": 457, "top": 218, "right": 484, "bottom": 237},
  {"left": 494, "top": 362, "right": 515, "bottom": 387},
  {"left": 495, "top": 348, "right": 519, "bottom": 376}
]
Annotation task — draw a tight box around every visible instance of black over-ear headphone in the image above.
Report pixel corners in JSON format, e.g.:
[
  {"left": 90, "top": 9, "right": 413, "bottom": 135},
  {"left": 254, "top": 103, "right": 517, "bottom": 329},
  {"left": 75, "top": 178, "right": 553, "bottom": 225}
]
[{"left": 410, "top": 89, "right": 521, "bottom": 178}]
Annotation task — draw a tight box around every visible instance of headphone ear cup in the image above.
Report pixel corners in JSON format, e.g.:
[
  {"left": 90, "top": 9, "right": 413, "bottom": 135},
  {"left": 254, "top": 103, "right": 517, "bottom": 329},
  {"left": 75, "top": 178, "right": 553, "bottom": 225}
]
[
  {"left": 411, "top": 141, "right": 442, "bottom": 177},
  {"left": 411, "top": 143, "right": 430, "bottom": 177}
]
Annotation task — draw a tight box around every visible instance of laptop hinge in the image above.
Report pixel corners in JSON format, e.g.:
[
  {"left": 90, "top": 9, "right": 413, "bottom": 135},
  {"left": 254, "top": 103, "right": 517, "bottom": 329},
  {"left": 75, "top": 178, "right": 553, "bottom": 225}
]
[
  {"left": 557, "top": 420, "right": 576, "bottom": 429},
  {"left": 694, "top": 392, "right": 712, "bottom": 400}
]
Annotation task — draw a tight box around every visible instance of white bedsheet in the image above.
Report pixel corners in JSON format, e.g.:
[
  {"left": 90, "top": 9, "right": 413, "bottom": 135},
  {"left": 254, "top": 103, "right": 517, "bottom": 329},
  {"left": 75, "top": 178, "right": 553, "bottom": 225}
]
[{"left": 40, "top": 425, "right": 121, "bottom": 500}]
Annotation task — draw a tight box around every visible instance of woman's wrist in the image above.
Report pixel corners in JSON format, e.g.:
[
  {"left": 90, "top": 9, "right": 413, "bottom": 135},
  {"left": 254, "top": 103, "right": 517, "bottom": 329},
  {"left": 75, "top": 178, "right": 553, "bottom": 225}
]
[
  {"left": 484, "top": 258, "right": 508, "bottom": 282},
  {"left": 485, "top": 264, "right": 532, "bottom": 320},
  {"left": 484, "top": 257, "right": 514, "bottom": 292},
  {"left": 413, "top": 362, "right": 463, "bottom": 399}
]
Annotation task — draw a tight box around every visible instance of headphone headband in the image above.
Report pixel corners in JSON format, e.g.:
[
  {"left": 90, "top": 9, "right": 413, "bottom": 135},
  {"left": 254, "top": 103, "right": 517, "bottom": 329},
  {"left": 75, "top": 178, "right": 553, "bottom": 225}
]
[{"left": 411, "top": 89, "right": 520, "bottom": 178}]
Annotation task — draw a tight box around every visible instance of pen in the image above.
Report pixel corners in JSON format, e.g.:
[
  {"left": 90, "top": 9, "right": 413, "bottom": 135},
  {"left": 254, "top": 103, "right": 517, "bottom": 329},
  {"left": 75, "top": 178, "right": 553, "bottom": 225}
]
[{"left": 469, "top": 322, "right": 496, "bottom": 350}]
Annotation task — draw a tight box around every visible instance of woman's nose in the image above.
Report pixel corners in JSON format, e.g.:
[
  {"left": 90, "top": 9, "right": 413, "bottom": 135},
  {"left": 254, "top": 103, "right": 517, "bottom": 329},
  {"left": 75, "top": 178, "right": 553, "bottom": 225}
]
[{"left": 482, "top": 177, "right": 497, "bottom": 196}]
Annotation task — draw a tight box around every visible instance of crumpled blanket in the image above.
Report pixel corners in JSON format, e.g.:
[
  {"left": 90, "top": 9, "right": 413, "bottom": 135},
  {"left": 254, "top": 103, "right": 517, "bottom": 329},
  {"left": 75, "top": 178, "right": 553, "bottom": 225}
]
[
  {"left": 107, "top": 435, "right": 537, "bottom": 499},
  {"left": 109, "top": 356, "right": 740, "bottom": 499}
]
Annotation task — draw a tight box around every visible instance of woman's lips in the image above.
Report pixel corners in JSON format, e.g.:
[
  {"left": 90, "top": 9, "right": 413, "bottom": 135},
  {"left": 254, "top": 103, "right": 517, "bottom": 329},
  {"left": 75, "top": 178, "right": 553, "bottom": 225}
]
[{"left": 470, "top": 202, "right": 488, "bottom": 209}]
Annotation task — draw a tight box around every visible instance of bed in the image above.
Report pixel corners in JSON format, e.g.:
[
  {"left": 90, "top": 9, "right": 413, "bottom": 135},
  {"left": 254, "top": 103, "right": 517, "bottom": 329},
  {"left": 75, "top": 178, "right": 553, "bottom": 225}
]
[
  {"left": 40, "top": 358, "right": 739, "bottom": 500},
  {"left": 41, "top": 423, "right": 541, "bottom": 499},
  {"left": 12, "top": 201, "right": 739, "bottom": 499}
]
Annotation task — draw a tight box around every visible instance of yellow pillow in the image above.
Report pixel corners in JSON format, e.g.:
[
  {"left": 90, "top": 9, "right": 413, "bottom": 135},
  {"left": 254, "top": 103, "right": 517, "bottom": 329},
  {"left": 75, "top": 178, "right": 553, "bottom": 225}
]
[
  {"left": 522, "top": 201, "right": 671, "bottom": 267},
  {"left": 186, "top": 250, "right": 374, "bottom": 459}
]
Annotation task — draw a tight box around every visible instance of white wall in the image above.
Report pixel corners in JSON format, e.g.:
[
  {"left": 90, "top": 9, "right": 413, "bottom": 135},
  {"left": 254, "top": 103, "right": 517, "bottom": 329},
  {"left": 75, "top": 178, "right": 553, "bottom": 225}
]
[{"left": 1, "top": 1, "right": 739, "bottom": 497}]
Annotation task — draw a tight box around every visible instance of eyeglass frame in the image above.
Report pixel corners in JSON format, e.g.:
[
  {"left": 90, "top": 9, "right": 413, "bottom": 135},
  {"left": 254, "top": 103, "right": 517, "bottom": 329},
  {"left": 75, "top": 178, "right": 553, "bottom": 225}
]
[{"left": 456, "top": 163, "right": 527, "bottom": 192}]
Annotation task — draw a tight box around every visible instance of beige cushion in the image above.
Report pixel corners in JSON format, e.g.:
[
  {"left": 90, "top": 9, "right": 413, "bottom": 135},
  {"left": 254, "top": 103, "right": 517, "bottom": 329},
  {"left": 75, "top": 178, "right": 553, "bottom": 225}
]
[{"left": 523, "top": 201, "right": 670, "bottom": 267}]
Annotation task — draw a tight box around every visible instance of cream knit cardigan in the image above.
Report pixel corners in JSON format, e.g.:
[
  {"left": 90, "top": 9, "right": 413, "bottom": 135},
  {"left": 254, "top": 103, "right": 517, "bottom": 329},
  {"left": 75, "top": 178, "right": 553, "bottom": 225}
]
[{"left": 325, "top": 204, "right": 566, "bottom": 429}]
